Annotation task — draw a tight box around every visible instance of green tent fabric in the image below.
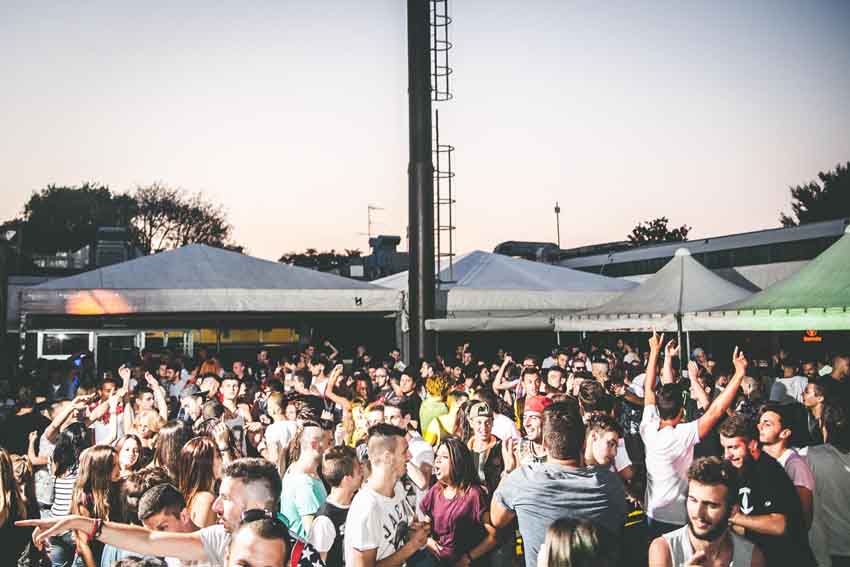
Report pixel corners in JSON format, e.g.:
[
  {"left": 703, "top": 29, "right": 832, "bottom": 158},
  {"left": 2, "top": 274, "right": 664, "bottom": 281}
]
[{"left": 685, "top": 224, "right": 850, "bottom": 331}]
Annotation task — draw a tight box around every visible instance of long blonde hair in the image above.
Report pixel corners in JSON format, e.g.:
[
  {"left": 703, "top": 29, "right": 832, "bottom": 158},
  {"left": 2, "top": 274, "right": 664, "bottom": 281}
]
[
  {"left": 72, "top": 445, "right": 118, "bottom": 521},
  {"left": 0, "top": 448, "right": 26, "bottom": 527}
]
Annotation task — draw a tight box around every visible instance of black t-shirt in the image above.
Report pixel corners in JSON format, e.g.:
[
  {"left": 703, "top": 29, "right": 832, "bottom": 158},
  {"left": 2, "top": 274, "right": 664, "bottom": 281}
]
[{"left": 737, "top": 453, "right": 815, "bottom": 566}]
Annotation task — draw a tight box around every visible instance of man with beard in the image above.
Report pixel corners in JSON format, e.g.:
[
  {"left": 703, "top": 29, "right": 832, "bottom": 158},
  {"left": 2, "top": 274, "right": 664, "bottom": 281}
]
[
  {"left": 504, "top": 395, "right": 550, "bottom": 472},
  {"left": 648, "top": 457, "right": 765, "bottom": 566},
  {"left": 719, "top": 415, "right": 815, "bottom": 566}
]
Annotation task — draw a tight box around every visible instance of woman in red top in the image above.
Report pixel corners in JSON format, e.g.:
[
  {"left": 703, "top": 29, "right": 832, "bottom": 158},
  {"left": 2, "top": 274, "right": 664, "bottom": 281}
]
[{"left": 420, "top": 437, "right": 499, "bottom": 566}]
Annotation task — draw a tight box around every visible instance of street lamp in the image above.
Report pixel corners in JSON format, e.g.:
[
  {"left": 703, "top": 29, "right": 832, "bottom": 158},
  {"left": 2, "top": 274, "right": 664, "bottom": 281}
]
[{"left": 554, "top": 202, "right": 561, "bottom": 248}]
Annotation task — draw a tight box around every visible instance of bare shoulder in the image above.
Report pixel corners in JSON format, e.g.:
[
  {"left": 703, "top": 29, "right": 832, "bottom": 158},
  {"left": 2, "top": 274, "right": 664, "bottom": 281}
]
[{"left": 647, "top": 536, "right": 672, "bottom": 567}]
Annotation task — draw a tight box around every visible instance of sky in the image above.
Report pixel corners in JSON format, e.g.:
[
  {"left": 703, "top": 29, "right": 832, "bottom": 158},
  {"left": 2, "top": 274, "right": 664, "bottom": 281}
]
[{"left": 2, "top": 1, "right": 849, "bottom": 261}]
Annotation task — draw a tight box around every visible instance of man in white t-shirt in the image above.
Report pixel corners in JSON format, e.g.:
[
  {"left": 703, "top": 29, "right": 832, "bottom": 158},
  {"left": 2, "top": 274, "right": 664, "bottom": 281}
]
[
  {"left": 344, "top": 423, "right": 429, "bottom": 567},
  {"left": 770, "top": 359, "right": 809, "bottom": 403},
  {"left": 758, "top": 403, "right": 815, "bottom": 530},
  {"left": 640, "top": 330, "right": 748, "bottom": 539}
]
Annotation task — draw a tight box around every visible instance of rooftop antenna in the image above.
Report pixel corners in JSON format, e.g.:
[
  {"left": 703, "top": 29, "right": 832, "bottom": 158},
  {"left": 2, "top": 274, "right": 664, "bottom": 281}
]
[{"left": 355, "top": 204, "right": 384, "bottom": 240}]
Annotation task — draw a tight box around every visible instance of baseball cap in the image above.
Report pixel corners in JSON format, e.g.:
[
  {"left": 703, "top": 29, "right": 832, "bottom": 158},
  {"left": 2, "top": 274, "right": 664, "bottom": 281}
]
[
  {"left": 468, "top": 401, "right": 493, "bottom": 419},
  {"left": 180, "top": 384, "right": 205, "bottom": 399},
  {"left": 524, "top": 395, "right": 553, "bottom": 416}
]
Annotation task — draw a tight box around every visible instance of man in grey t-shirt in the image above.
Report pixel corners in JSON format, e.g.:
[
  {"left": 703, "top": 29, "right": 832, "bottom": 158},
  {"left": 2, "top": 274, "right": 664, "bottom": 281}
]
[{"left": 492, "top": 400, "right": 626, "bottom": 567}]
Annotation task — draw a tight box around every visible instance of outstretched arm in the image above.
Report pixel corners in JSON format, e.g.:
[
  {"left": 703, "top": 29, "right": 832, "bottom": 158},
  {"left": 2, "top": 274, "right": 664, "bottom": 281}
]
[
  {"left": 17, "top": 516, "right": 209, "bottom": 563},
  {"left": 697, "top": 347, "right": 747, "bottom": 440}
]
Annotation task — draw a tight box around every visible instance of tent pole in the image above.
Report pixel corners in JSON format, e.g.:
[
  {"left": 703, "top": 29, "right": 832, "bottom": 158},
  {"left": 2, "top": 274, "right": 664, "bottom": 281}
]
[
  {"left": 676, "top": 315, "right": 683, "bottom": 373},
  {"left": 686, "top": 331, "right": 691, "bottom": 364},
  {"left": 556, "top": 331, "right": 561, "bottom": 346}
]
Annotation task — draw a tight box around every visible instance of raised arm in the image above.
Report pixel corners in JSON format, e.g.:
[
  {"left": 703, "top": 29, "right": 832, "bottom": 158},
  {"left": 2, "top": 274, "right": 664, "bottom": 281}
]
[
  {"left": 324, "top": 365, "right": 352, "bottom": 411},
  {"left": 644, "top": 329, "right": 664, "bottom": 408},
  {"left": 661, "top": 340, "right": 679, "bottom": 385},
  {"left": 492, "top": 355, "right": 517, "bottom": 392},
  {"left": 144, "top": 372, "right": 170, "bottom": 421},
  {"left": 18, "top": 516, "right": 209, "bottom": 563},
  {"left": 696, "top": 348, "right": 747, "bottom": 440},
  {"left": 323, "top": 340, "right": 339, "bottom": 361}
]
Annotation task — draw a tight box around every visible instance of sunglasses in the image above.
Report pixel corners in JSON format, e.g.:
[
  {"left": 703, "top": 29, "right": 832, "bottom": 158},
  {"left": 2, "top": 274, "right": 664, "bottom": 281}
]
[{"left": 240, "top": 509, "right": 285, "bottom": 526}]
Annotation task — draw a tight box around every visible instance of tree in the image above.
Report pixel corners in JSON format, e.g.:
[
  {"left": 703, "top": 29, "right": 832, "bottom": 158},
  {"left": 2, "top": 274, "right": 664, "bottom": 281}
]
[
  {"left": 627, "top": 217, "right": 691, "bottom": 244},
  {"left": 19, "top": 183, "right": 136, "bottom": 253},
  {"left": 279, "top": 249, "right": 358, "bottom": 272},
  {"left": 5, "top": 182, "right": 238, "bottom": 257},
  {"left": 130, "top": 184, "right": 234, "bottom": 254},
  {"left": 780, "top": 162, "right": 850, "bottom": 226}
]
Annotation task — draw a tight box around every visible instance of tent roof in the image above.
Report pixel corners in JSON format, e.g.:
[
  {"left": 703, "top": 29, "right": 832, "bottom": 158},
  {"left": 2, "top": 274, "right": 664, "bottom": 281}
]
[
  {"left": 35, "top": 244, "right": 378, "bottom": 291},
  {"left": 374, "top": 250, "right": 636, "bottom": 292},
  {"left": 685, "top": 225, "right": 850, "bottom": 331},
  {"left": 722, "top": 225, "right": 850, "bottom": 311},
  {"left": 21, "top": 245, "right": 399, "bottom": 315},
  {"left": 557, "top": 248, "right": 752, "bottom": 331}
]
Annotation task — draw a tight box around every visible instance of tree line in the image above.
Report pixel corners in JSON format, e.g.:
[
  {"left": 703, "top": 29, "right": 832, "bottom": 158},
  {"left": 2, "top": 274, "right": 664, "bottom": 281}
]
[
  {"left": 3, "top": 161, "right": 847, "bottom": 261},
  {"left": 2, "top": 183, "right": 239, "bottom": 257}
]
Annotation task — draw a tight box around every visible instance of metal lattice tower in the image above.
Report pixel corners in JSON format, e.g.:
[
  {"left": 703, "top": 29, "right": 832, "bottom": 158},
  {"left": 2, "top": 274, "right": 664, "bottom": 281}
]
[{"left": 430, "top": 0, "right": 455, "bottom": 285}]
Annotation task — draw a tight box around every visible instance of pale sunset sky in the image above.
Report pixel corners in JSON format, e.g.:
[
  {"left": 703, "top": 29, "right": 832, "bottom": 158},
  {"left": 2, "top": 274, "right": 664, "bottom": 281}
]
[{"left": 1, "top": 1, "right": 849, "bottom": 260}]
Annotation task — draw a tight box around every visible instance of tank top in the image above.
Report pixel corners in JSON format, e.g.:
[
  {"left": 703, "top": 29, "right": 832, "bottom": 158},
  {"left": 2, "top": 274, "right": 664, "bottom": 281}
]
[
  {"left": 222, "top": 407, "right": 247, "bottom": 455},
  {"left": 662, "top": 525, "right": 754, "bottom": 566},
  {"left": 315, "top": 499, "right": 349, "bottom": 567}
]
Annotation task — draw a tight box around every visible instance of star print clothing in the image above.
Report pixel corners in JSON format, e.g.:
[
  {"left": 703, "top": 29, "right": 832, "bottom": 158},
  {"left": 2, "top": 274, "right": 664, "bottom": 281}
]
[
  {"left": 198, "top": 522, "right": 326, "bottom": 567},
  {"left": 735, "top": 453, "right": 815, "bottom": 566},
  {"left": 343, "top": 481, "right": 418, "bottom": 566}
]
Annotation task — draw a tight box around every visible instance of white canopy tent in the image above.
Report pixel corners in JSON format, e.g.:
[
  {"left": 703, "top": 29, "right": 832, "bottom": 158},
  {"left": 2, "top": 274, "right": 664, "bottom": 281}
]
[
  {"left": 684, "top": 224, "right": 850, "bottom": 331},
  {"left": 556, "top": 248, "right": 753, "bottom": 332},
  {"left": 374, "top": 250, "right": 636, "bottom": 331},
  {"left": 21, "top": 244, "right": 402, "bottom": 316}
]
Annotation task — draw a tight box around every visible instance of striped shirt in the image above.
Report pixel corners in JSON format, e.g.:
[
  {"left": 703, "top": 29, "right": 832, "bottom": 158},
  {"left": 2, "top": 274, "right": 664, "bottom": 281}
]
[{"left": 49, "top": 469, "right": 78, "bottom": 518}]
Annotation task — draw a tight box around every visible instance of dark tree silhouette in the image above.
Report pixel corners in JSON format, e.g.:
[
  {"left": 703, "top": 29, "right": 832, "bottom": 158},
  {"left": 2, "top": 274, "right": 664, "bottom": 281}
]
[
  {"left": 627, "top": 217, "right": 691, "bottom": 244},
  {"left": 780, "top": 162, "right": 850, "bottom": 226}
]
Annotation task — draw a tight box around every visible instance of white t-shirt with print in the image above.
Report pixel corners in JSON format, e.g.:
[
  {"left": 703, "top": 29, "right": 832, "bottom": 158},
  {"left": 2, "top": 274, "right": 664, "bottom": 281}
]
[
  {"left": 344, "top": 481, "right": 417, "bottom": 566},
  {"left": 640, "top": 404, "right": 700, "bottom": 525}
]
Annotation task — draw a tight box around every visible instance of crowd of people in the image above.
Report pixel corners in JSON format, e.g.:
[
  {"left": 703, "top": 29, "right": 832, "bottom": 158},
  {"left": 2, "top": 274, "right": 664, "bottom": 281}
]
[{"left": 0, "top": 333, "right": 848, "bottom": 567}]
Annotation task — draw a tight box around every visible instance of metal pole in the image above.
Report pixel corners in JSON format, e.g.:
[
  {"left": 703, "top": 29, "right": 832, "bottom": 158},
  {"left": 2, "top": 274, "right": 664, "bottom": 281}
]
[
  {"left": 554, "top": 202, "right": 561, "bottom": 248},
  {"left": 407, "top": 0, "right": 435, "bottom": 361}
]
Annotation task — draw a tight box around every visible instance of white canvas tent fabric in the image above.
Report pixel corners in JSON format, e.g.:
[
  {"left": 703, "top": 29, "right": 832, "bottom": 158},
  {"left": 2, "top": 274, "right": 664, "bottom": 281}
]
[
  {"left": 556, "top": 248, "right": 753, "bottom": 332},
  {"left": 684, "top": 224, "right": 850, "bottom": 331},
  {"left": 21, "top": 244, "right": 401, "bottom": 315},
  {"left": 375, "top": 251, "right": 636, "bottom": 331}
]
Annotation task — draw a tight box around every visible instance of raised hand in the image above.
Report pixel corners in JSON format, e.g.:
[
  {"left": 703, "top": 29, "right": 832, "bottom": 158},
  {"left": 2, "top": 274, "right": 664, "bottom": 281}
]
[
  {"left": 732, "top": 347, "right": 748, "bottom": 374},
  {"left": 665, "top": 339, "right": 680, "bottom": 359},
  {"left": 29, "top": 430, "right": 39, "bottom": 444},
  {"left": 118, "top": 364, "right": 131, "bottom": 383},
  {"left": 212, "top": 423, "right": 231, "bottom": 448},
  {"left": 648, "top": 327, "right": 664, "bottom": 353}
]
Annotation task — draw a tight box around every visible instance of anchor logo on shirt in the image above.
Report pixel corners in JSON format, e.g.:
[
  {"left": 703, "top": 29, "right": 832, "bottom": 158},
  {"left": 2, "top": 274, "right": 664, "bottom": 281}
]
[{"left": 739, "top": 487, "right": 754, "bottom": 514}]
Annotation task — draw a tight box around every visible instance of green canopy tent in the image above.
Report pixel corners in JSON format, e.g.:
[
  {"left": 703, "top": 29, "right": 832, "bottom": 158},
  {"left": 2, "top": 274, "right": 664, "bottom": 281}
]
[{"left": 684, "top": 223, "right": 850, "bottom": 331}]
